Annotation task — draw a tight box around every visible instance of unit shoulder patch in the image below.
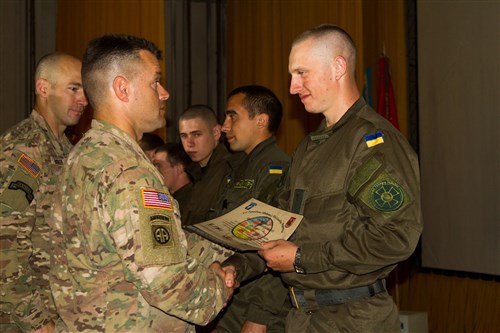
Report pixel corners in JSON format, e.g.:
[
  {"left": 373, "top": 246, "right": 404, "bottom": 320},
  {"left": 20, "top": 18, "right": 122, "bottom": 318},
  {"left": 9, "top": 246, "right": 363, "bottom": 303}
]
[
  {"left": 136, "top": 189, "right": 184, "bottom": 266},
  {"left": 369, "top": 179, "right": 405, "bottom": 212},
  {"left": 1, "top": 167, "right": 39, "bottom": 212},
  {"left": 357, "top": 171, "right": 412, "bottom": 216}
]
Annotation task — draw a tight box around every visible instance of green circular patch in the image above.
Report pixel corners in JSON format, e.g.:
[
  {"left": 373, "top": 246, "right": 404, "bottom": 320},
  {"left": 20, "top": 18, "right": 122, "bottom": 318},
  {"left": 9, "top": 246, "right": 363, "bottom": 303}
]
[{"left": 370, "top": 180, "right": 404, "bottom": 212}]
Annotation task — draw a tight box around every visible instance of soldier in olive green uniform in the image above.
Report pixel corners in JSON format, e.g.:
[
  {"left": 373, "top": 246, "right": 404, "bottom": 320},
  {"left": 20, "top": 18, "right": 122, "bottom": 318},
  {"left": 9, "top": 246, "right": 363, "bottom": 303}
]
[
  {"left": 0, "top": 53, "right": 87, "bottom": 333},
  {"left": 49, "top": 34, "right": 233, "bottom": 333},
  {"left": 152, "top": 142, "right": 196, "bottom": 220},
  {"left": 178, "top": 105, "right": 234, "bottom": 266},
  {"left": 212, "top": 86, "right": 291, "bottom": 333},
  {"left": 226, "top": 25, "right": 423, "bottom": 333}
]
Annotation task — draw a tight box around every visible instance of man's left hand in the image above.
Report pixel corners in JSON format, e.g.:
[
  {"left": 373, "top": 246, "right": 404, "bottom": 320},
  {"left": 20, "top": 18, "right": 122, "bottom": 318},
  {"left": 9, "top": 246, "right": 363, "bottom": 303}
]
[{"left": 258, "top": 240, "right": 297, "bottom": 272}]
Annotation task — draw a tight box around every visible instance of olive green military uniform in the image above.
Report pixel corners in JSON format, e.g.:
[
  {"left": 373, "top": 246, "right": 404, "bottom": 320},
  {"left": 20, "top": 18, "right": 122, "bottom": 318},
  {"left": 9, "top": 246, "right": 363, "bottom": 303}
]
[
  {"left": 213, "top": 137, "right": 291, "bottom": 333},
  {"left": 225, "top": 98, "right": 423, "bottom": 333},
  {"left": 49, "top": 120, "right": 228, "bottom": 332},
  {"left": 172, "top": 182, "right": 194, "bottom": 222},
  {"left": 182, "top": 143, "right": 234, "bottom": 266},
  {"left": 0, "top": 110, "right": 67, "bottom": 332}
]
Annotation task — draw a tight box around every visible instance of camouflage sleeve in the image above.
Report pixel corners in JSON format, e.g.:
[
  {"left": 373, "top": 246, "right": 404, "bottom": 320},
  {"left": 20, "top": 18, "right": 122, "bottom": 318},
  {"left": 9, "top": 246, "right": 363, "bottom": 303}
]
[
  {"left": 0, "top": 144, "right": 53, "bottom": 331},
  {"left": 103, "top": 165, "right": 229, "bottom": 325},
  {"left": 185, "top": 232, "right": 234, "bottom": 267},
  {"left": 29, "top": 148, "right": 61, "bottom": 323}
]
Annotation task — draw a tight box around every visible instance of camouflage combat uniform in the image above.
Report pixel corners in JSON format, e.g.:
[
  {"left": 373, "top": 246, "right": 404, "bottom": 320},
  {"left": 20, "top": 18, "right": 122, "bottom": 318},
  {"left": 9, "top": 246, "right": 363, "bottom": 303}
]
[
  {"left": 49, "top": 120, "right": 228, "bottom": 333},
  {"left": 212, "top": 137, "right": 291, "bottom": 333},
  {"left": 1, "top": 110, "right": 67, "bottom": 332}
]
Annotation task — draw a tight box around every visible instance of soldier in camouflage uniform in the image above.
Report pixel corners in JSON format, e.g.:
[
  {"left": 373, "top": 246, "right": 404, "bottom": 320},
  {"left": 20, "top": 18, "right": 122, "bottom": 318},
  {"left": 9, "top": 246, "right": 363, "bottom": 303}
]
[
  {"left": 49, "top": 34, "right": 234, "bottom": 333},
  {"left": 0, "top": 52, "right": 87, "bottom": 333}
]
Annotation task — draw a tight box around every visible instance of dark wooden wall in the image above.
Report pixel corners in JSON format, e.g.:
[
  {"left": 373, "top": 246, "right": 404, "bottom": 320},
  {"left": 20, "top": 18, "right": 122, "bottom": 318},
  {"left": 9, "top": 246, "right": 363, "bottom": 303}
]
[{"left": 56, "top": 0, "right": 167, "bottom": 142}]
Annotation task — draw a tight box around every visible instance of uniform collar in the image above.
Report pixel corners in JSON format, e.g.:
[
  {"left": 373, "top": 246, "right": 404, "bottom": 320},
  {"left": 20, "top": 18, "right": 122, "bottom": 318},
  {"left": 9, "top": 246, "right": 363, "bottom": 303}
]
[
  {"left": 309, "top": 98, "right": 367, "bottom": 143},
  {"left": 227, "top": 136, "right": 277, "bottom": 168},
  {"left": 204, "top": 143, "right": 229, "bottom": 170},
  {"left": 31, "top": 109, "right": 72, "bottom": 152},
  {"left": 90, "top": 119, "right": 147, "bottom": 159}
]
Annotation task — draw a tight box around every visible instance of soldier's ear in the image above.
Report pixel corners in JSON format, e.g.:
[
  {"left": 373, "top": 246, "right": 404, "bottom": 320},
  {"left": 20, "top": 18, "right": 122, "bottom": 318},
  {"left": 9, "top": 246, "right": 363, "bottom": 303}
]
[
  {"left": 212, "top": 124, "right": 222, "bottom": 141},
  {"left": 256, "top": 113, "right": 269, "bottom": 130},
  {"left": 113, "top": 76, "right": 129, "bottom": 102},
  {"left": 35, "top": 78, "right": 49, "bottom": 97},
  {"left": 333, "top": 55, "right": 347, "bottom": 80},
  {"left": 175, "top": 163, "right": 185, "bottom": 176}
]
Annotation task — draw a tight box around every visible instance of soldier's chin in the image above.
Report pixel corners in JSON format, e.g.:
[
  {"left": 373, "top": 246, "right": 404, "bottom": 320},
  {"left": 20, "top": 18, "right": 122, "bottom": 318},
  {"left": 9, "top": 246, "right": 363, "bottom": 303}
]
[
  {"left": 189, "top": 154, "right": 200, "bottom": 162},
  {"left": 67, "top": 117, "right": 82, "bottom": 126},
  {"left": 68, "top": 111, "right": 83, "bottom": 123}
]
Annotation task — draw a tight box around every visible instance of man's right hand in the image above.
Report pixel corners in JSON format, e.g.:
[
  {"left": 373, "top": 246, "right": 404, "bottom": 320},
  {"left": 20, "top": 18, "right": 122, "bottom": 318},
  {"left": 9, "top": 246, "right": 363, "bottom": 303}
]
[{"left": 209, "top": 261, "right": 236, "bottom": 305}]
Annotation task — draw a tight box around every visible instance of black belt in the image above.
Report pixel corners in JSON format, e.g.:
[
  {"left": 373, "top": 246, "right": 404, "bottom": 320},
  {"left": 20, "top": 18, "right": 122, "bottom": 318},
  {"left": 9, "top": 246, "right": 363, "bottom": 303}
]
[{"left": 289, "top": 280, "right": 386, "bottom": 309}]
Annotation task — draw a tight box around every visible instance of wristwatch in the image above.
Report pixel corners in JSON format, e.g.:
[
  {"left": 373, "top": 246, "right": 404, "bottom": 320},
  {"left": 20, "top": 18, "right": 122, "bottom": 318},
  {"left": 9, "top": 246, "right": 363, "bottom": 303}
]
[{"left": 293, "top": 247, "right": 306, "bottom": 274}]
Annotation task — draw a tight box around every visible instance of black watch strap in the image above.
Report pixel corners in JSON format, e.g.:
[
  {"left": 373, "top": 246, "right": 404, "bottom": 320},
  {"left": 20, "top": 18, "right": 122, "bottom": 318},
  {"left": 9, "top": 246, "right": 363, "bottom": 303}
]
[{"left": 293, "top": 247, "right": 305, "bottom": 274}]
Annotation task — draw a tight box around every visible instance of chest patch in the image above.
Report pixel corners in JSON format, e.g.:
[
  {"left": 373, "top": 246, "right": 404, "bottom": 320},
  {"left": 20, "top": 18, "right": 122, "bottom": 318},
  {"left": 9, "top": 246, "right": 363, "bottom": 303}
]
[{"left": 233, "top": 179, "right": 254, "bottom": 189}]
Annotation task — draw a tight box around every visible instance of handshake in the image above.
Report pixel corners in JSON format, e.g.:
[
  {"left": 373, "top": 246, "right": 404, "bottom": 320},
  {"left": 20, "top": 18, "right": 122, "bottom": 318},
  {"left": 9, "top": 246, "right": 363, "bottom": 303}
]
[
  {"left": 209, "top": 261, "right": 239, "bottom": 306},
  {"left": 209, "top": 239, "right": 299, "bottom": 305}
]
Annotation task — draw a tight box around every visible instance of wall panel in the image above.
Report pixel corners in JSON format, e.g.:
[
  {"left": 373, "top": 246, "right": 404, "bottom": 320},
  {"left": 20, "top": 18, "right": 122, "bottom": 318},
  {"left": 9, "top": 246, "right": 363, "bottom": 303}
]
[
  {"left": 57, "top": 0, "right": 166, "bottom": 141},
  {"left": 227, "top": 0, "right": 364, "bottom": 154}
]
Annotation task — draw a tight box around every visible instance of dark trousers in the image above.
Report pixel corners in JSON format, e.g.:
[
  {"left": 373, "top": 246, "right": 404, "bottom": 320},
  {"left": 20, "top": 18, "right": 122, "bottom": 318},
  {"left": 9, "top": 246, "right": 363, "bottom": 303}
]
[{"left": 285, "top": 292, "right": 399, "bottom": 333}]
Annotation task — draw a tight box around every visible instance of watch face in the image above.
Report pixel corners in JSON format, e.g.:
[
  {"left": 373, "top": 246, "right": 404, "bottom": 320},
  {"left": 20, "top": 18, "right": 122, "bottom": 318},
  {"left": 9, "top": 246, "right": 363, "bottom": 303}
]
[{"left": 294, "top": 265, "right": 305, "bottom": 274}]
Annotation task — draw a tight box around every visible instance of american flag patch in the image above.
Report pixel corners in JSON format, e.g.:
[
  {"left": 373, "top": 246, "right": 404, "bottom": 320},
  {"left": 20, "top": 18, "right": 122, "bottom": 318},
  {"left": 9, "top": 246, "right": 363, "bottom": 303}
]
[
  {"left": 269, "top": 165, "right": 283, "bottom": 174},
  {"left": 142, "top": 189, "right": 172, "bottom": 210},
  {"left": 17, "top": 153, "right": 41, "bottom": 178}
]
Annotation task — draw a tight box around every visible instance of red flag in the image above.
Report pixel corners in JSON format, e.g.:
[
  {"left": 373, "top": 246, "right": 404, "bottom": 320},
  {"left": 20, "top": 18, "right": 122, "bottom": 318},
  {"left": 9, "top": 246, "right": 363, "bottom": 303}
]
[{"left": 376, "top": 56, "right": 399, "bottom": 130}]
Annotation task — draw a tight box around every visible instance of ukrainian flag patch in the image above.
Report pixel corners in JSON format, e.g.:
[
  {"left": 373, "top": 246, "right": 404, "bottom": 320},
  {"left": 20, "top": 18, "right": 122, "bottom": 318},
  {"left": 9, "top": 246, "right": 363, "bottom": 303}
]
[
  {"left": 365, "top": 131, "right": 384, "bottom": 148},
  {"left": 269, "top": 165, "right": 283, "bottom": 174}
]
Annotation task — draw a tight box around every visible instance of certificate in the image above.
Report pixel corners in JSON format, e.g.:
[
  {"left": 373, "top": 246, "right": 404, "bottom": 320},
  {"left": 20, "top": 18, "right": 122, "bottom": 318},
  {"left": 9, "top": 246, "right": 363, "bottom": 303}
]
[{"left": 186, "top": 198, "right": 302, "bottom": 251}]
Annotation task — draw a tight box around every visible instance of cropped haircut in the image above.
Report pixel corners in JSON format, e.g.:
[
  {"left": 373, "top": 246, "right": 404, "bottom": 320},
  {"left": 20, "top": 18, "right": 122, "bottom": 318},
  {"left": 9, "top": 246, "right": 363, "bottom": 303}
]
[
  {"left": 35, "top": 52, "right": 72, "bottom": 85},
  {"left": 179, "top": 104, "right": 219, "bottom": 129},
  {"left": 227, "top": 85, "right": 283, "bottom": 135},
  {"left": 138, "top": 133, "right": 165, "bottom": 152},
  {"left": 293, "top": 24, "right": 357, "bottom": 75},
  {"left": 155, "top": 143, "right": 191, "bottom": 168},
  {"left": 82, "top": 34, "right": 162, "bottom": 109}
]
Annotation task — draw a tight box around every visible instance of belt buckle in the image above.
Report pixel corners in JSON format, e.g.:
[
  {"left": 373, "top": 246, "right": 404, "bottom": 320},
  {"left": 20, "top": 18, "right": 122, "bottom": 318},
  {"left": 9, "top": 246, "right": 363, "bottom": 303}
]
[{"left": 289, "top": 286, "right": 300, "bottom": 309}]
